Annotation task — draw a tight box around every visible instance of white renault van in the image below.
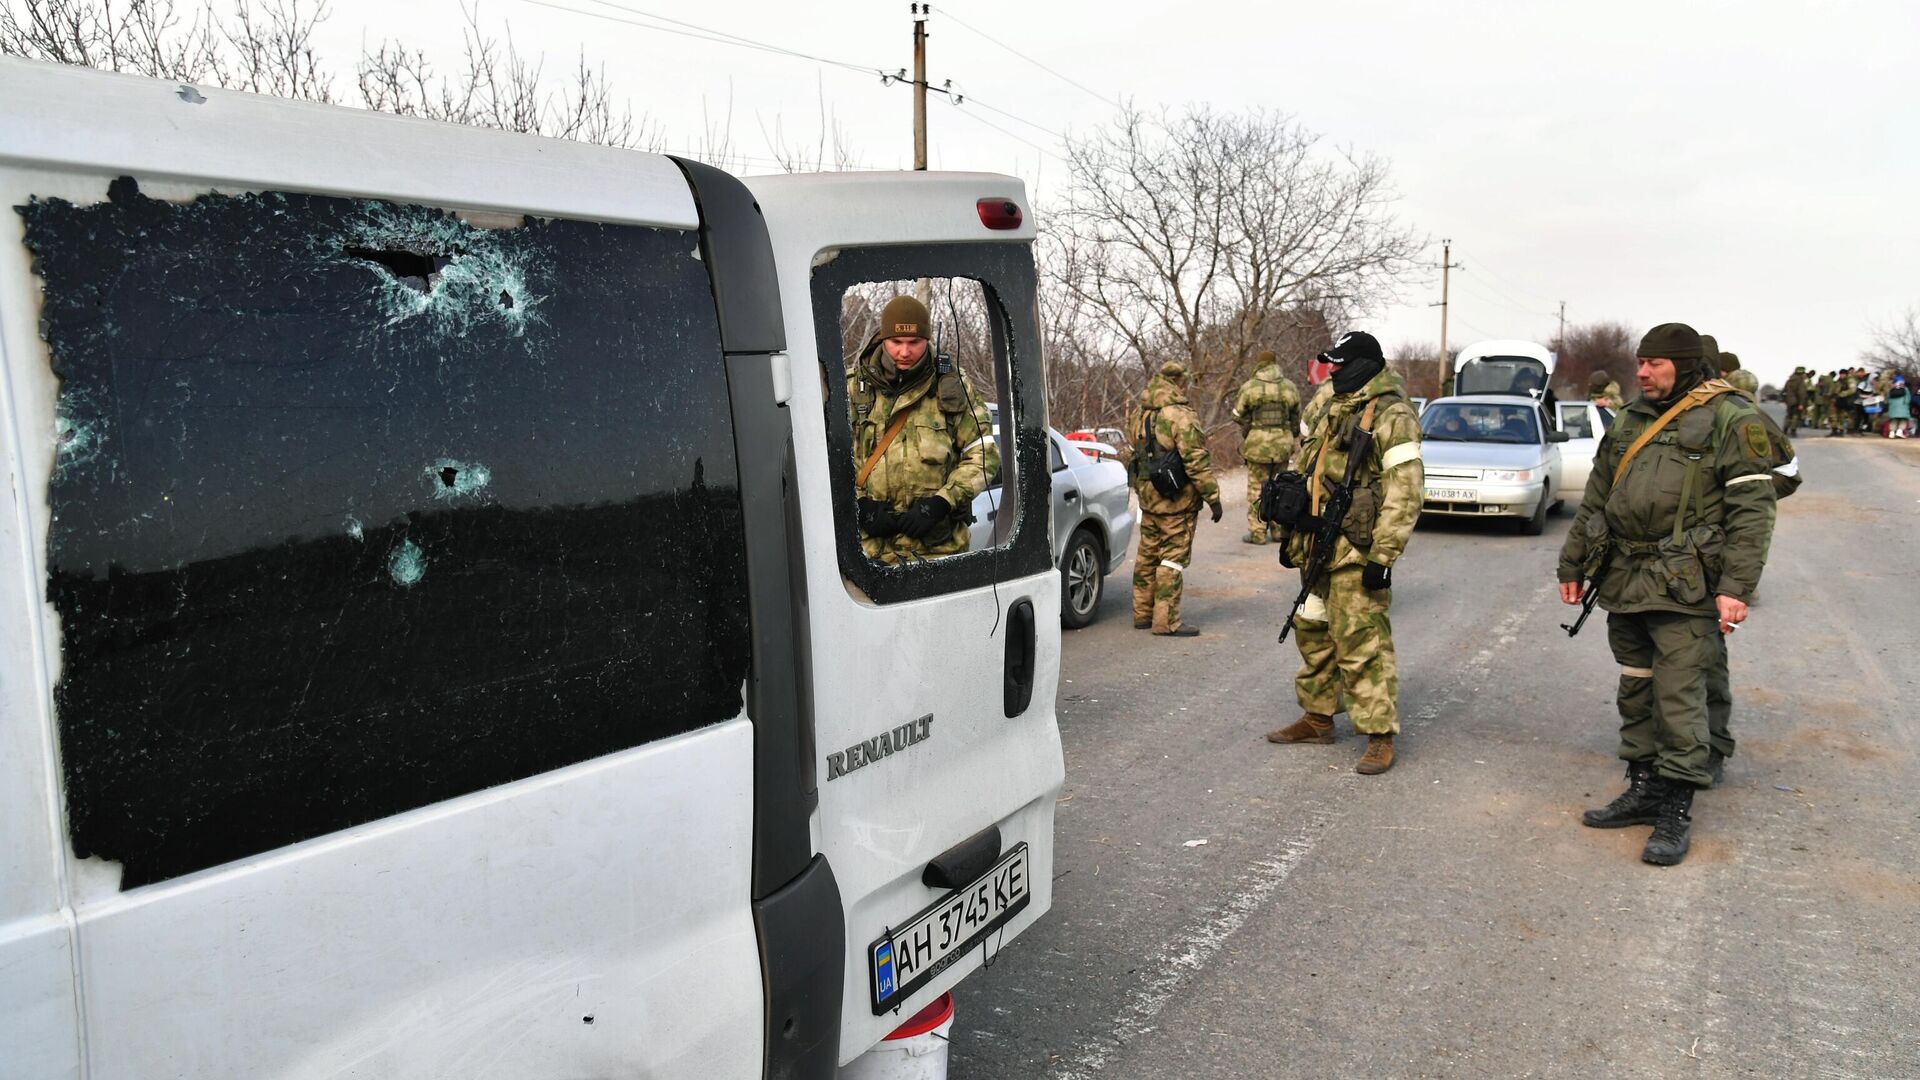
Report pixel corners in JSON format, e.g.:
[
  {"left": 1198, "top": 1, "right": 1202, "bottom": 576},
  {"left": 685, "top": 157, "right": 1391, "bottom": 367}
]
[{"left": 0, "top": 58, "right": 1063, "bottom": 1078}]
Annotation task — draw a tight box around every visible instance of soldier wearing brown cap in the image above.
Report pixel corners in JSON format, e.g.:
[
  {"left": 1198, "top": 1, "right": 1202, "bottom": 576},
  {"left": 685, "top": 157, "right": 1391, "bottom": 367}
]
[
  {"left": 848, "top": 296, "right": 997, "bottom": 564},
  {"left": 1557, "top": 323, "right": 1777, "bottom": 865}
]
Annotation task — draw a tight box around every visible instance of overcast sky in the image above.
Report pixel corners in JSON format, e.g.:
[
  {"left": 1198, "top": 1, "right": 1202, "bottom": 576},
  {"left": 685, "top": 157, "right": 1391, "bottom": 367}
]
[{"left": 310, "top": 0, "right": 1917, "bottom": 385}]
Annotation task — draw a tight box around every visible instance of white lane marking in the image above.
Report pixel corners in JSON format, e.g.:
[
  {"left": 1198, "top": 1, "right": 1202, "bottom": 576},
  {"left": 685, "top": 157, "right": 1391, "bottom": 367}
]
[{"left": 1050, "top": 816, "right": 1329, "bottom": 1080}]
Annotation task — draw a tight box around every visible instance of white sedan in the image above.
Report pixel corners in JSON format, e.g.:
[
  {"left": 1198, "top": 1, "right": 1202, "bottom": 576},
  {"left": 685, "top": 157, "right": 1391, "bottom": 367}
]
[
  {"left": 969, "top": 416, "right": 1135, "bottom": 628},
  {"left": 1554, "top": 400, "right": 1616, "bottom": 498}
]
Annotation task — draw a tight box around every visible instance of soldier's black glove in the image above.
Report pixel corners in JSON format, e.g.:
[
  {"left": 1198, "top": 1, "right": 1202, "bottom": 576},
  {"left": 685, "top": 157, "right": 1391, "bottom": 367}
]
[
  {"left": 1208, "top": 500, "right": 1223, "bottom": 523},
  {"left": 898, "top": 495, "right": 952, "bottom": 540},
  {"left": 1278, "top": 541, "right": 1297, "bottom": 569},
  {"left": 1362, "top": 560, "right": 1392, "bottom": 592},
  {"left": 857, "top": 496, "right": 902, "bottom": 537}
]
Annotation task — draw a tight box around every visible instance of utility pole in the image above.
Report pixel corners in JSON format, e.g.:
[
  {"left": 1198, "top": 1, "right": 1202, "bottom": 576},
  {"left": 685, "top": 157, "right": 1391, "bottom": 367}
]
[
  {"left": 1430, "top": 239, "right": 1463, "bottom": 395},
  {"left": 1557, "top": 300, "right": 1567, "bottom": 351},
  {"left": 911, "top": 3, "right": 928, "bottom": 171}
]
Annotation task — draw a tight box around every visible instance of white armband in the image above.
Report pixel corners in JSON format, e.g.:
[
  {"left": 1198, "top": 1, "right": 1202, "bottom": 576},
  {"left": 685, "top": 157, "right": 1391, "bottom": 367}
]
[
  {"left": 1725, "top": 472, "right": 1773, "bottom": 486},
  {"left": 1380, "top": 442, "right": 1423, "bottom": 471}
]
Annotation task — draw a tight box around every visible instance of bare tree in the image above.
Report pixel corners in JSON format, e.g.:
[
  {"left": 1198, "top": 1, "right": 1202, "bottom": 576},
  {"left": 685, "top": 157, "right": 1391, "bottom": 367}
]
[
  {"left": 2, "top": 0, "right": 221, "bottom": 80},
  {"left": 356, "top": 3, "right": 647, "bottom": 148},
  {"left": 1864, "top": 306, "right": 1920, "bottom": 377},
  {"left": 1547, "top": 320, "right": 1638, "bottom": 398},
  {"left": 1047, "top": 105, "right": 1423, "bottom": 433}
]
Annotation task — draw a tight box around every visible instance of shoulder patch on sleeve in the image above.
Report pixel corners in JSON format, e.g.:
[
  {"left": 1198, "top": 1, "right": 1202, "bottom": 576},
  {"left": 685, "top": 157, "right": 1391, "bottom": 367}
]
[{"left": 1742, "top": 421, "right": 1771, "bottom": 459}]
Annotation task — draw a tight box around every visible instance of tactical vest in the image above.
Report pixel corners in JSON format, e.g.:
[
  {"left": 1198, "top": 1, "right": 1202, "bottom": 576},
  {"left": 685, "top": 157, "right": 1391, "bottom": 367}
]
[{"left": 1249, "top": 401, "right": 1294, "bottom": 429}]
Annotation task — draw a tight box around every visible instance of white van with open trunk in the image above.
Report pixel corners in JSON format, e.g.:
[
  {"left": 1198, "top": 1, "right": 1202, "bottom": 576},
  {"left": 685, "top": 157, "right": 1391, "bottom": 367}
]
[{"left": 0, "top": 58, "right": 1063, "bottom": 1079}]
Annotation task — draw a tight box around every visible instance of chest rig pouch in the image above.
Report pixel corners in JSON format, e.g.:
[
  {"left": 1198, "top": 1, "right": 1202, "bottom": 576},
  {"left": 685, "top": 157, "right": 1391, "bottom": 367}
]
[{"left": 1259, "top": 469, "right": 1310, "bottom": 526}]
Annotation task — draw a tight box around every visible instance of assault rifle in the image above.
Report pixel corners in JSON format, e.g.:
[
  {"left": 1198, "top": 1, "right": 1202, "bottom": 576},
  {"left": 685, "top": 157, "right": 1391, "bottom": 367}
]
[
  {"left": 1561, "top": 551, "right": 1608, "bottom": 637},
  {"left": 1279, "top": 420, "right": 1375, "bottom": 643}
]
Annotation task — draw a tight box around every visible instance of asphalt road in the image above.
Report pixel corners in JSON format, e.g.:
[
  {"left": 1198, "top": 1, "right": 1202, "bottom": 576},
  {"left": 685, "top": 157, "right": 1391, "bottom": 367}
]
[{"left": 950, "top": 432, "right": 1920, "bottom": 1079}]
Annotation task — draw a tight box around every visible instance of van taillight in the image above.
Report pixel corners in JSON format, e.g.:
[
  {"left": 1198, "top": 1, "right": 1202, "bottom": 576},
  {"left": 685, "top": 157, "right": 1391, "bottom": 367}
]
[{"left": 977, "top": 198, "right": 1022, "bottom": 230}]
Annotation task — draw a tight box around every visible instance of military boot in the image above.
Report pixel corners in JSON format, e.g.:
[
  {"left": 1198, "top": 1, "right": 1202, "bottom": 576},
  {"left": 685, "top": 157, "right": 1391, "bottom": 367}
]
[
  {"left": 1241, "top": 532, "right": 1267, "bottom": 545},
  {"left": 1266, "top": 713, "right": 1334, "bottom": 744},
  {"left": 1355, "top": 734, "right": 1395, "bottom": 775},
  {"left": 1581, "top": 761, "right": 1660, "bottom": 828},
  {"left": 1641, "top": 779, "right": 1696, "bottom": 866}
]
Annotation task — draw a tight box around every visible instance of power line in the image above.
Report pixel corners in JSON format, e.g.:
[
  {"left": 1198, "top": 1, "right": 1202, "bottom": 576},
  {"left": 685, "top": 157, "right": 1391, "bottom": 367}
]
[
  {"left": 945, "top": 98, "right": 1067, "bottom": 164},
  {"left": 941, "top": 9, "right": 1124, "bottom": 110},
  {"left": 957, "top": 93, "right": 1065, "bottom": 141},
  {"left": 520, "top": 0, "right": 884, "bottom": 77},
  {"left": 1465, "top": 257, "right": 1557, "bottom": 308}
]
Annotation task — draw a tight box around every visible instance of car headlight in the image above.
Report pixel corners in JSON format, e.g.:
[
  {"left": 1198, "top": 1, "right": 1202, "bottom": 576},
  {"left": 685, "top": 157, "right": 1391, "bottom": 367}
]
[{"left": 1483, "top": 468, "right": 1536, "bottom": 482}]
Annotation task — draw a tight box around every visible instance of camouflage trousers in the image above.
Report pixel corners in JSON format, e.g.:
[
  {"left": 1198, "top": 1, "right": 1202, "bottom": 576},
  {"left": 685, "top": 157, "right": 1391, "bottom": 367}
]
[
  {"left": 1292, "top": 565, "right": 1399, "bottom": 734},
  {"left": 1245, "top": 460, "right": 1281, "bottom": 538},
  {"left": 1606, "top": 610, "right": 1717, "bottom": 788},
  {"left": 1133, "top": 509, "right": 1198, "bottom": 632}
]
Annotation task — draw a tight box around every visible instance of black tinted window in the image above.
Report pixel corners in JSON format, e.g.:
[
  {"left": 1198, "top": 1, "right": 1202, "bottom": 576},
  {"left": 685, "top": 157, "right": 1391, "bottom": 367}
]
[{"left": 25, "top": 180, "right": 749, "bottom": 887}]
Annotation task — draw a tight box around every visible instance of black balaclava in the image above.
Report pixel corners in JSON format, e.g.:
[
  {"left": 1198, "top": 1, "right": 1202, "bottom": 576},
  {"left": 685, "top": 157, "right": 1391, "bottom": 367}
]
[
  {"left": 1635, "top": 322, "right": 1707, "bottom": 406},
  {"left": 1321, "top": 330, "right": 1386, "bottom": 395}
]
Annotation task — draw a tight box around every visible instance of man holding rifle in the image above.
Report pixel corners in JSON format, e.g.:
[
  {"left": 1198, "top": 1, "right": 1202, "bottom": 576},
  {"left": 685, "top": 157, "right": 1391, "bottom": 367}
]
[
  {"left": 1556, "top": 323, "right": 1776, "bottom": 866},
  {"left": 1264, "top": 331, "right": 1424, "bottom": 775}
]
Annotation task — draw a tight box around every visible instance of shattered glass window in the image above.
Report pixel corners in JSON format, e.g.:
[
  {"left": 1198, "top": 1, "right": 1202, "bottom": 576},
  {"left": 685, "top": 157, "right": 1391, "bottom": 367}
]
[{"left": 22, "top": 177, "right": 750, "bottom": 888}]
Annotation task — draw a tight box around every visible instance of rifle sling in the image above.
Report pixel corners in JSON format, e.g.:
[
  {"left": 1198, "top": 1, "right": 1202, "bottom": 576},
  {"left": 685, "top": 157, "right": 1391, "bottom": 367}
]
[
  {"left": 1611, "top": 380, "right": 1736, "bottom": 487},
  {"left": 857, "top": 407, "right": 916, "bottom": 492}
]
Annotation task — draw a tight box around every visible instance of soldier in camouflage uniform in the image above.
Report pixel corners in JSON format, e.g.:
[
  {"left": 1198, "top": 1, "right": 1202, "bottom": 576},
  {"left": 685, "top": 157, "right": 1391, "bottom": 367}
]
[
  {"left": 1265, "top": 331, "right": 1424, "bottom": 775},
  {"left": 1231, "top": 350, "right": 1302, "bottom": 544},
  {"left": 1588, "top": 370, "right": 1626, "bottom": 409},
  {"left": 1128, "top": 361, "right": 1222, "bottom": 636},
  {"left": 1558, "top": 323, "right": 1777, "bottom": 865},
  {"left": 849, "top": 296, "right": 997, "bottom": 565},
  {"left": 1717, "top": 344, "right": 1760, "bottom": 396}
]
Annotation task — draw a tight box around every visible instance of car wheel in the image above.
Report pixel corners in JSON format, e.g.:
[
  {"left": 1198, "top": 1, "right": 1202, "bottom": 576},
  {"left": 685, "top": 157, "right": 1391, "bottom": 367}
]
[
  {"left": 1520, "top": 484, "right": 1550, "bottom": 536},
  {"left": 1060, "top": 528, "right": 1104, "bottom": 629}
]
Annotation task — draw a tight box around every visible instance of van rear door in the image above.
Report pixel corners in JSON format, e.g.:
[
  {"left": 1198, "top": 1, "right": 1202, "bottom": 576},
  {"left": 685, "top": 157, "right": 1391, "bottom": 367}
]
[{"left": 747, "top": 174, "right": 1065, "bottom": 1062}]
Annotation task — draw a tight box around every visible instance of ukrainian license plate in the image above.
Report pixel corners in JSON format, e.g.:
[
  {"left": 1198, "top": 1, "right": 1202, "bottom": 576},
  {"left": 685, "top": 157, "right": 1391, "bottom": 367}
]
[
  {"left": 1426, "top": 487, "right": 1476, "bottom": 502},
  {"left": 870, "top": 843, "right": 1031, "bottom": 1014}
]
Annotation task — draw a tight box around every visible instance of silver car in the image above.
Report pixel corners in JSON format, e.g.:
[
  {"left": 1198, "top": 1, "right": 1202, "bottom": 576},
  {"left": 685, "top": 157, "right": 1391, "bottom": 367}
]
[
  {"left": 1417, "top": 394, "right": 1568, "bottom": 535},
  {"left": 969, "top": 409, "right": 1136, "bottom": 628}
]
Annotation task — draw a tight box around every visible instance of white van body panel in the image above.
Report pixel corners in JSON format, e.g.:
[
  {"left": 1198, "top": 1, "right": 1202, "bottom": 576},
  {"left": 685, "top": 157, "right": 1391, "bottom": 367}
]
[
  {"left": 75, "top": 723, "right": 762, "bottom": 1080},
  {"left": 745, "top": 172, "right": 1064, "bottom": 1063},
  {"left": 0, "top": 57, "right": 759, "bottom": 1079}
]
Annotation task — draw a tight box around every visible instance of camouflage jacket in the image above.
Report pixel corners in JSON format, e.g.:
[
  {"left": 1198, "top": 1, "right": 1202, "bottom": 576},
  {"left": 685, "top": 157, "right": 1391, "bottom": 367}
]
[
  {"left": 1128, "top": 373, "right": 1219, "bottom": 515},
  {"left": 1783, "top": 375, "right": 1807, "bottom": 406},
  {"left": 1557, "top": 380, "right": 1776, "bottom": 615},
  {"left": 849, "top": 341, "right": 997, "bottom": 561},
  {"left": 1230, "top": 363, "right": 1302, "bottom": 464},
  {"left": 1285, "top": 368, "right": 1424, "bottom": 572},
  {"left": 1727, "top": 368, "right": 1759, "bottom": 395},
  {"left": 1590, "top": 382, "right": 1625, "bottom": 410}
]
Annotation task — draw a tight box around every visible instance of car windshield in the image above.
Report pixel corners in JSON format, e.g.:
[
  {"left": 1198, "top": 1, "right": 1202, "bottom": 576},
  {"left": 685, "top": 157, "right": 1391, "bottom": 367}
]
[{"left": 1420, "top": 402, "right": 1541, "bottom": 444}]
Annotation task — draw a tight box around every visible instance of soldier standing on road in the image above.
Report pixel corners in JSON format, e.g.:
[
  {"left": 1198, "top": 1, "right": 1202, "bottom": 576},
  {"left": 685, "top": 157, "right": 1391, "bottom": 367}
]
[
  {"left": 1589, "top": 370, "right": 1626, "bottom": 409},
  {"left": 1783, "top": 367, "right": 1808, "bottom": 435},
  {"left": 1557, "top": 323, "right": 1777, "bottom": 865},
  {"left": 849, "top": 296, "right": 998, "bottom": 565},
  {"left": 1129, "top": 361, "right": 1222, "bottom": 636},
  {"left": 1231, "top": 350, "right": 1303, "bottom": 545},
  {"left": 1266, "top": 331, "right": 1424, "bottom": 775}
]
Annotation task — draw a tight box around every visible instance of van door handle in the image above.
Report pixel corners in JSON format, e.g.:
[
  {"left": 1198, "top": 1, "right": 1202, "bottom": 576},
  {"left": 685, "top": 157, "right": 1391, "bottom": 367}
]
[
  {"left": 1004, "top": 598, "right": 1036, "bottom": 717},
  {"left": 1061, "top": 489, "right": 1079, "bottom": 501}
]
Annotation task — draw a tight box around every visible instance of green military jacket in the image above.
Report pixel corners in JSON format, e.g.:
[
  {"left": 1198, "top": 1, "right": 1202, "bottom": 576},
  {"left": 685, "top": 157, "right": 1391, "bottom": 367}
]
[
  {"left": 1128, "top": 373, "right": 1219, "bottom": 515},
  {"left": 849, "top": 341, "right": 997, "bottom": 562},
  {"left": 1783, "top": 374, "right": 1806, "bottom": 407},
  {"left": 1230, "top": 363, "right": 1302, "bottom": 464},
  {"left": 1727, "top": 368, "right": 1759, "bottom": 395},
  {"left": 1557, "top": 382, "right": 1776, "bottom": 616},
  {"left": 1285, "top": 369, "right": 1424, "bottom": 572}
]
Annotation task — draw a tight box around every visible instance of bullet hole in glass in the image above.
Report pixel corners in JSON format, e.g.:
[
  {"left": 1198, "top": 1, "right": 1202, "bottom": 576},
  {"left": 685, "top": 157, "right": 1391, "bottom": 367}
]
[
  {"left": 346, "top": 246, "right": 443, "bottom": 293},
  {"left": 582, "top": 1015, "right": 595, "bottom": 1025},
  {"left": 499, "top": 289, "right": 515, "bottom": 309},
  {"left": 440, "top": 466, "right": 460, "bottom": 488}
]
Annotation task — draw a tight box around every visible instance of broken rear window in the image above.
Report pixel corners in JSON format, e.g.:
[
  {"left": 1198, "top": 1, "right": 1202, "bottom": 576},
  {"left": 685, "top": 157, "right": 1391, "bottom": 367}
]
[{"left": 22, "top": 178, "right": 750, "bottom": 888}]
